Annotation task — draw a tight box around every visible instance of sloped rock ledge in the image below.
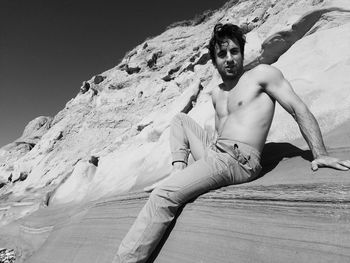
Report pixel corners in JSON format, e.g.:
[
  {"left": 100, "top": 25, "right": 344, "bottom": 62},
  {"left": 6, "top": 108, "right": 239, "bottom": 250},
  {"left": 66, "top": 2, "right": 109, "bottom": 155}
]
[{"left": 4, "top": 121, "right": 350, "bottom": 263}]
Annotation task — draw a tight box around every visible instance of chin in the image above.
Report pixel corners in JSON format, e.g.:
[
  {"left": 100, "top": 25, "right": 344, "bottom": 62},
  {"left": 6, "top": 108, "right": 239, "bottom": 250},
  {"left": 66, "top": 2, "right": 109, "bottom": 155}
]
[{"left": 222, "top": 72, "right": 238, "bottom": 80}]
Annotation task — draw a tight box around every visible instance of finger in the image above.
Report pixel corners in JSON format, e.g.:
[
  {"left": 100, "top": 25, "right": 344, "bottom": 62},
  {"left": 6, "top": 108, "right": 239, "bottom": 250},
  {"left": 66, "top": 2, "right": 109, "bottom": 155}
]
[
  {"left": 339, "top": 160, "right": 350, "bottom": 168},
  {"left": 331, "top": 162, "right": 350, "bottom": 171}
]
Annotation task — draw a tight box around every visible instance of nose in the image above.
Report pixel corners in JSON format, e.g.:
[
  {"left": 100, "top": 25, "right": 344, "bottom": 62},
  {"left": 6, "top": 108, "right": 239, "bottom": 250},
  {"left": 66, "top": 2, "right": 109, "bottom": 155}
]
[{"left": 226, "top": 52, "right": 234, "bottom": 63}]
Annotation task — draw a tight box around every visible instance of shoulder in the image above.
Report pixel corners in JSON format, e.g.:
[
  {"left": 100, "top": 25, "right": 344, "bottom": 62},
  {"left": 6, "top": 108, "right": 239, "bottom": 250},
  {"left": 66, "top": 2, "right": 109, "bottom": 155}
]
[
  {"left": 246, "top": 64, "right": 286, "bottom": 90},
  {"left": 249, "top": 64, "right": 284, "bottom": 81}
]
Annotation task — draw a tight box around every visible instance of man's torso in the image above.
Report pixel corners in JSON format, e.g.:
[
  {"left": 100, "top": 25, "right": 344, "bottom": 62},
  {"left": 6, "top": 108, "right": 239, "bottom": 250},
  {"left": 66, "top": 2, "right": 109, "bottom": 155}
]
[{"left": 212, "top": 68, "right": 276, "bottom": 152}]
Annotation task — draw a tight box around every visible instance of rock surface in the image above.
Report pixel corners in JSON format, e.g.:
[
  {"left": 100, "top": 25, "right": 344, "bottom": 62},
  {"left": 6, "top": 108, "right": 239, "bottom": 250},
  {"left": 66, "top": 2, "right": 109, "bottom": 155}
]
[
  {"left": 2, "top": 122, "right": 350, "bottom": 263},
  {"left": 0, "top": 0, "right": 350, "bottom": 262}
]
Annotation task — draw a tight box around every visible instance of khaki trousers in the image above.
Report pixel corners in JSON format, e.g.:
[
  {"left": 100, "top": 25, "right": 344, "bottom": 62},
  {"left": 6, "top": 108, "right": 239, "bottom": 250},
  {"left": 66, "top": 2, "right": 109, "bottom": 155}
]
[{"left": 115, "top": 113, "right": 261, "bottom": 263}]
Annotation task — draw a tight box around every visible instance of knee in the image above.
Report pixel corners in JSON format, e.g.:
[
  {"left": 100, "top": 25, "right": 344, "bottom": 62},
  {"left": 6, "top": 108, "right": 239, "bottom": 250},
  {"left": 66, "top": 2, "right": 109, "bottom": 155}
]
[{"left": 149, "top": 186, "right": 181, "bottom": 212}]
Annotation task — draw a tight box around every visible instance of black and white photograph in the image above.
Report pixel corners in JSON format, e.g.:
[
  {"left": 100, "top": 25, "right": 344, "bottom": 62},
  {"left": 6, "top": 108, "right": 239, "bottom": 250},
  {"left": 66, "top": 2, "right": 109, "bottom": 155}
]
[{"left": 1, "top": 0, "right": 350, "bottom": 262}]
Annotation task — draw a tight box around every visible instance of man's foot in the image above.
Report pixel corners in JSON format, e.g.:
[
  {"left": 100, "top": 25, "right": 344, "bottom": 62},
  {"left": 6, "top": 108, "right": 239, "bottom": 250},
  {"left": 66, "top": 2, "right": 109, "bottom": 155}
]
[{"left": 143, "top": 162, "right": 187, "bottom": 193}]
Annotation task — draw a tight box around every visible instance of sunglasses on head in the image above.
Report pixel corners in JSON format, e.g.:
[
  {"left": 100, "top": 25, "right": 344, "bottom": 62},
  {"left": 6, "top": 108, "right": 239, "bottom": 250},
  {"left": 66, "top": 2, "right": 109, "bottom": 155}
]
[
  {"left": 214, "top": 23, "right": 223, "bottom": 33},
  {"left": 214, "top": 23, "right": 241, "bottom": 34}
]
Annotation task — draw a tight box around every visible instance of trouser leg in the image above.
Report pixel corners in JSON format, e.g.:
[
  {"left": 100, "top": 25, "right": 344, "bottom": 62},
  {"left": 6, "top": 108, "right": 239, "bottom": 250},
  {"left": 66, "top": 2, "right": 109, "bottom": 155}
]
[
  {"left": 170, "top": 112, "right": 212, "bottom": 165},
  {"left": 115, "top": 156, "right": 230, "bottom": 263}
]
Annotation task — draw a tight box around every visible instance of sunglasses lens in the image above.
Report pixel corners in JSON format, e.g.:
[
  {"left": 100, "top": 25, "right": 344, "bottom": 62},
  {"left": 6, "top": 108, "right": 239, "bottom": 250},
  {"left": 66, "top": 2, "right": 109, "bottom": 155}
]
[{"left": 214, "top": 24, "right": 223, "bottom": 33}]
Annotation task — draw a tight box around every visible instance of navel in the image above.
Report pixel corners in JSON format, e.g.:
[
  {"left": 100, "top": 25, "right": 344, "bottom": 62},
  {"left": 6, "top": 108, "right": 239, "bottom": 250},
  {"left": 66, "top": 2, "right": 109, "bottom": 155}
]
[{"left": 238, "top": 101, "right": 243, "bottom": 106}]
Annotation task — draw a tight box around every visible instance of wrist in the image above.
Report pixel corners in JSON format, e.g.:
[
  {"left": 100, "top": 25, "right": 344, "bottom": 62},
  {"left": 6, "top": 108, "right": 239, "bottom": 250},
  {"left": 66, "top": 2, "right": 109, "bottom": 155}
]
[
  {"left": 172, "top": 161, "right": 187, "bottom": 171},
  {"left": 314, "top": 151, "right": 328, "bottom": 159}
]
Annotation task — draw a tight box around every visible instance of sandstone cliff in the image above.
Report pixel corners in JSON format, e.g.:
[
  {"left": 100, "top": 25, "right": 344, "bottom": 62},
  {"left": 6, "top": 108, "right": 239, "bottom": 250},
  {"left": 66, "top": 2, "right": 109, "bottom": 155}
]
[{"left": 0, "top": 0, "right": 350, "bottom": 262}]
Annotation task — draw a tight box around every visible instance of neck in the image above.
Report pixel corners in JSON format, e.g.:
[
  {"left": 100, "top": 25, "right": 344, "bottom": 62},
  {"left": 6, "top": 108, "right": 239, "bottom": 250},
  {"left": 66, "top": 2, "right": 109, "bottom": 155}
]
[{"left": 221, "top": 70, "right": 244, "bottom": 91}]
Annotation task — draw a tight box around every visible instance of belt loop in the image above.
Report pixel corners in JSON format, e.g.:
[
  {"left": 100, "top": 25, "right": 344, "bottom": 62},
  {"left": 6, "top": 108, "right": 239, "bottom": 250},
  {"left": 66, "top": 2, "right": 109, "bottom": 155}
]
[{"left": 233, "top": 143, "right": 239, "bottom": 158}]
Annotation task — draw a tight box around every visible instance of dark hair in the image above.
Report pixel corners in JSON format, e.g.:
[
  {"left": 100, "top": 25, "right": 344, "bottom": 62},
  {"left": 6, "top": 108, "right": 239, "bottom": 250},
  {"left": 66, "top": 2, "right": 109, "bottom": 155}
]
[{"left": 208, "top": 23, "right": 246, "bottom": 64}]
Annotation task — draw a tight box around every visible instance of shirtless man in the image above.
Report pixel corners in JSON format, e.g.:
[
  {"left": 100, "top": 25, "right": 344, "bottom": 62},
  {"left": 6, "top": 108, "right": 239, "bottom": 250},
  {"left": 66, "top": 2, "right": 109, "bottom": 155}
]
[{"left": 114, "top": 23, "right": 350, "bottom": 263}]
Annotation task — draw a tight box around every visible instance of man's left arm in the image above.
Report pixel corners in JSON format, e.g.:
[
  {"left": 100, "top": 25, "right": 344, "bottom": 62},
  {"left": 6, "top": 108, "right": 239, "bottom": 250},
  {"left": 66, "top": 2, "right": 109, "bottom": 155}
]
[{"left": 258, "top": 65, "right": 350, "bottom": 171}]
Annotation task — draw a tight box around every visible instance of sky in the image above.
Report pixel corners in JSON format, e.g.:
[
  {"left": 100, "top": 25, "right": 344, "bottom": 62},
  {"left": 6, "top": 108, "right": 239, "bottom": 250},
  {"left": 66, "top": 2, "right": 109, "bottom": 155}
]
[{"left": 0, "top": 0, "right": 229, "bottom": 147}]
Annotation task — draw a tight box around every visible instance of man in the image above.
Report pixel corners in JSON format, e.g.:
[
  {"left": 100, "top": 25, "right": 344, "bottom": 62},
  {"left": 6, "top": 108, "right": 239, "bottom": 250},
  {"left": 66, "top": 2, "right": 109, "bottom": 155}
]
[{"left": 114, "top": 23, "right": 350, "bottom": 263}]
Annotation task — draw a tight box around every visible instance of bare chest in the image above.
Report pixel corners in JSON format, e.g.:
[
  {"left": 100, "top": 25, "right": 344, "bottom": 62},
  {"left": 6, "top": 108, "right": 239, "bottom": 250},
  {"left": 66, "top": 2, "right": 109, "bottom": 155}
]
[{"left": 214, "top": 81, "right": 261, "bottom": 118}]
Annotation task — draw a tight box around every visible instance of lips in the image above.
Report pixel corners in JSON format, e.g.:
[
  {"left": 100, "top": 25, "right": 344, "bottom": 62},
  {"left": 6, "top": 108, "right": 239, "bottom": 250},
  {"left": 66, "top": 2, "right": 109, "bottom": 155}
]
[{"left": 225, "top": 67, "right": 235, "bottom": 72}]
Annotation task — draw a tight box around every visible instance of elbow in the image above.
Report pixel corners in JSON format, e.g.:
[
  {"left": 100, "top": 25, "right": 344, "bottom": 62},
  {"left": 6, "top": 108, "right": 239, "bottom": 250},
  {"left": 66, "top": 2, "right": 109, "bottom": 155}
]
[
  {"left": 298, "top": 103, "right": 312, "bottom": 116},
  {"left": 293, "top": 103, "right": 313, "bottom": 122},
  {"left": 287, "top": 105, "right": 299, "bottom": 120}
]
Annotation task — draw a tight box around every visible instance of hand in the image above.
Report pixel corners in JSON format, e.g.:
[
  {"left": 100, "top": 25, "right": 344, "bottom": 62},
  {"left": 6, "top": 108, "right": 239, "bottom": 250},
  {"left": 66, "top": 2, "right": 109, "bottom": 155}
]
[{"left": 311, "top": 155, "right": 350, "bottom": 171}]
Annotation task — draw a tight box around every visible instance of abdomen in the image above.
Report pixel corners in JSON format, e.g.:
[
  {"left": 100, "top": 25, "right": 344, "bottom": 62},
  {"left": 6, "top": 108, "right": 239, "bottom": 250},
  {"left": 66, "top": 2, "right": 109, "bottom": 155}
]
[{"left": 220, "top": 95, "right": 275, "bottom": 152}]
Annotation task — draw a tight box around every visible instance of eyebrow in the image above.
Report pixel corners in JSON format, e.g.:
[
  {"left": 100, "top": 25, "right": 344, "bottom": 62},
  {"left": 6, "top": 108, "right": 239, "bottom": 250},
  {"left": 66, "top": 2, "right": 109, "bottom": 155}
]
[{"left": 216, "top": 49, "right": 226, "bottom": 54}]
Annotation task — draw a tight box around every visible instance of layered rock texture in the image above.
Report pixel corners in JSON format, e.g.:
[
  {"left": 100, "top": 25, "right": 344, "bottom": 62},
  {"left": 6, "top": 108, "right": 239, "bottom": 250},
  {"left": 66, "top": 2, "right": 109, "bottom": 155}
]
[{"left": 1, "top": 0, "right": 350, "bottom": 262}]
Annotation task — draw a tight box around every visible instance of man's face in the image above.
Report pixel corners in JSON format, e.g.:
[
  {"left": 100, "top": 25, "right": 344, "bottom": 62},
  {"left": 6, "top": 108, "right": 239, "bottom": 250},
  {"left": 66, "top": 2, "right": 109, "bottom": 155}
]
[{"left": 214, "top": 37, "right": 243, "bottom": 80}]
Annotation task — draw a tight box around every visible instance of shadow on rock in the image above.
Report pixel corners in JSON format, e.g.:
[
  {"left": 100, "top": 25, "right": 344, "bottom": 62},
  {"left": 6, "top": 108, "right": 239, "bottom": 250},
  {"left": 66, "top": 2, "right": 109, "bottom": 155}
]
[
  {"left": 146, "top": 206, "right": 185, "bottom": 263},
  {"left": 259, "top": 142, "right": 313, "bottom": 177}
]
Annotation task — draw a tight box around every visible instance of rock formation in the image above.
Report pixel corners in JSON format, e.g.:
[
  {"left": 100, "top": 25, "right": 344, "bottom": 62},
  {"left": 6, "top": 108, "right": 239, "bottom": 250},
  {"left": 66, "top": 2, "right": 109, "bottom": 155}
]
[
  {"left": 80, "top": 81, "right": 90, "bottom": 94},
  {"left": 0, "top": 0, "right": 350, "bottom": 262}
]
